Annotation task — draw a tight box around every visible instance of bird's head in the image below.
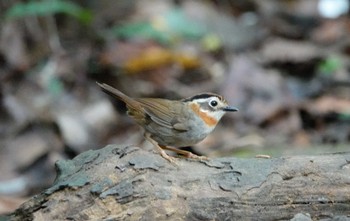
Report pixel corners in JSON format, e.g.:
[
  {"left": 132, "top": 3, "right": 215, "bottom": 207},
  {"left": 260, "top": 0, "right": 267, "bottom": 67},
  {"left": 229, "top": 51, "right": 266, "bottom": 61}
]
[{"left": 183, "top": 93, "right": 238, "bottom": 127}]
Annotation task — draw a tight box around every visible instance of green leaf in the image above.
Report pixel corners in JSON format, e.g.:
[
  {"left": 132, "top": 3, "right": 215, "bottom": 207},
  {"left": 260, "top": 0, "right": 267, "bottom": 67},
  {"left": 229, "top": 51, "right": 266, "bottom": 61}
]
[
  {"left": 202, "top": 33, "right": 222, "bottom": 51},
  {"left": 48, "top": 76, "right": 64, "bottom": 96},
  {"left": 5, "top": 0, "right": 92, "bottom": 24},
  {"left": 161, "top": 8, "right": 206, "bottom": 39},
  {"left": 111, "top": 21, "right": 171, "bottom": 44},
  {"left": 339, "top": 112, "right": 350, "bottom": 120},
  {"left": 110, "top": 8, "right": 206, "bottom": 44},
  {"left": 318, "top": 56, "right": 341, "bottom": 76}
]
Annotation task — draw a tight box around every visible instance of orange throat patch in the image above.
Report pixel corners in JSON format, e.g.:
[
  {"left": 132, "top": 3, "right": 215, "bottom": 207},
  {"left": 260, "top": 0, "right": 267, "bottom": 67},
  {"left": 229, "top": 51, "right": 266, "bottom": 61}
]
[{"left": 190, "top": 103, "right": 218, "bottom": 127}]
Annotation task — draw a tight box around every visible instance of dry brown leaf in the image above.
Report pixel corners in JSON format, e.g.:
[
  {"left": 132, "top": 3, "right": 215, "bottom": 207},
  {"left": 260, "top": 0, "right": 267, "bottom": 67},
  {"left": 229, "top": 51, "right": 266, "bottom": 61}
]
[{"left": 306, "top": 96, "right": 350, "bottom": 115}]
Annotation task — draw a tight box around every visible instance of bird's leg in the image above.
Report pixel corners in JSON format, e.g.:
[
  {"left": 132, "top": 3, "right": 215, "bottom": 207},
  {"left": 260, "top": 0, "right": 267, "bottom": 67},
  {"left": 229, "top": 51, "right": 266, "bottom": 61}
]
[
  {"left": 144, "top": 133, "right": 176, "bottom": 163},
  {"left": 160, "top": 145, "right": 209, "bottom": 161}
]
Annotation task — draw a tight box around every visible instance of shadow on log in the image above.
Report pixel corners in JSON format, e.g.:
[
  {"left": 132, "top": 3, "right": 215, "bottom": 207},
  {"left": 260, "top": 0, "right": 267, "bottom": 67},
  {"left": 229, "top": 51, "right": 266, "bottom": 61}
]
[{"left": 9, "top": 145, "right": 350, "bottom": 221}]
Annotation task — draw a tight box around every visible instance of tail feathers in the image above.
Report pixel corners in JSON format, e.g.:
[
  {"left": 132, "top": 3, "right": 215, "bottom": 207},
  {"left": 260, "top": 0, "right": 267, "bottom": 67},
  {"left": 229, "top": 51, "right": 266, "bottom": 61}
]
[{"left": 96, "top": 82, "right": 141, "bottom": 110}]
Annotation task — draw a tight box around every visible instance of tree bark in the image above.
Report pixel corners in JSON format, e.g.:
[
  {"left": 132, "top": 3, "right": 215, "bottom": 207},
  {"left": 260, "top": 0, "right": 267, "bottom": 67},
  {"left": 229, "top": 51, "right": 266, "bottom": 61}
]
[{"left": 10, "top": 145, "right": 350, "bottom": 221}]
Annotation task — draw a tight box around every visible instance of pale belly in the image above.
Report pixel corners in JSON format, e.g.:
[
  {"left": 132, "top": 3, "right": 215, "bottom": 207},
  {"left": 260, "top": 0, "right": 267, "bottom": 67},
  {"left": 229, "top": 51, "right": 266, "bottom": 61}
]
[{"left": 145, "top": 122, "right": 215, "bottom": 147}]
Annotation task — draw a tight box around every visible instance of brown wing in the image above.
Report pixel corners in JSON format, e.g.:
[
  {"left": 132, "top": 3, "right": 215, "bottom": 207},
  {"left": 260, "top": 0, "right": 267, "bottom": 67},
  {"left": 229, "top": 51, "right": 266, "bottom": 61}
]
[
  {"left": 136, "top": 98, "right": 189, "bottom": 131},
  {"left": 97, "top": 82, "right": 189, "bottom": 131}
]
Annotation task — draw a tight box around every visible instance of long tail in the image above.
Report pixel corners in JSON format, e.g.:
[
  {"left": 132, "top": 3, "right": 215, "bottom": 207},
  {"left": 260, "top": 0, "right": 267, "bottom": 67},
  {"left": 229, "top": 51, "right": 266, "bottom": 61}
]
[{"left": 96, "top": 82, "right": 141, "bottom": 110}]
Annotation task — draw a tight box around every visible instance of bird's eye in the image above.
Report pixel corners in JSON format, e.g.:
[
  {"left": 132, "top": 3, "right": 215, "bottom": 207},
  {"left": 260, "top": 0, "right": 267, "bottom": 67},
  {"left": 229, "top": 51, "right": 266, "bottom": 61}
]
[{"left": 210, "top": 100, "right": 218, "bottom": 107}]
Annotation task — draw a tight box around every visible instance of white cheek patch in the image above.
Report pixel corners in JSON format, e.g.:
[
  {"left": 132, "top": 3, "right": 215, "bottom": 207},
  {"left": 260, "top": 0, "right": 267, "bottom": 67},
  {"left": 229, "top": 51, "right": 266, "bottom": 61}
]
[
  {"left": 203, "top": 109, "right": 225, "bottom": 119},
  {"left": 214, "top": 110, "right": 225, "bottom": 118}
]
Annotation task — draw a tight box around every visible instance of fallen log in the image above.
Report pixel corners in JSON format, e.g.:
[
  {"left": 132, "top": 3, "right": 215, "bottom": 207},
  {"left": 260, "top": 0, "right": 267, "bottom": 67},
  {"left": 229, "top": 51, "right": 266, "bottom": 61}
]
[{"left": 10, "top": 145, "right": 350, "bottom": 220}]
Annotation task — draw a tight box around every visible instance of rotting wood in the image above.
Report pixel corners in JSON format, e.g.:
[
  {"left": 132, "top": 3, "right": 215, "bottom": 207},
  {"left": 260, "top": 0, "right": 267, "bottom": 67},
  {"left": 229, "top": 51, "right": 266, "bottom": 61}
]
[{"left": 10, "top": 145, "right": 350, "bottom": 221}]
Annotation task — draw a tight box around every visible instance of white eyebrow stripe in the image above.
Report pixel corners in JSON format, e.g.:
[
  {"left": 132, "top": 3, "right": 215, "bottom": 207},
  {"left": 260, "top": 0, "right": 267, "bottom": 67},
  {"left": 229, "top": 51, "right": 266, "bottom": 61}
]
[
  {"left": 183, "top": 93, "right": 223, "bottom": 102},
  {"left": 192, "top": 97, "right": 219, "bottom": 103},
  {"left": 192, "top": 98, "right": 210, "bottom": 103}
]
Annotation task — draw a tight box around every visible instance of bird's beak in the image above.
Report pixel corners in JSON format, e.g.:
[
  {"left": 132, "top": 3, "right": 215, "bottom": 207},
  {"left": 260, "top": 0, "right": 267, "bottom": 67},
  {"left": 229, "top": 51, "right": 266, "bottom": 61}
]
[{"left": 223, "top": 106, "right": 239, "bottom": 112}]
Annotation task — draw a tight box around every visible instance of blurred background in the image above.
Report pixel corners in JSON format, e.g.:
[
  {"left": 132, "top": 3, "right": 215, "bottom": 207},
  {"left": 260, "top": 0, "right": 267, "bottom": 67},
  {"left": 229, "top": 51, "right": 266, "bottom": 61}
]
[{"left": 1, "top": 0, "right": 350, "bottom": 214}]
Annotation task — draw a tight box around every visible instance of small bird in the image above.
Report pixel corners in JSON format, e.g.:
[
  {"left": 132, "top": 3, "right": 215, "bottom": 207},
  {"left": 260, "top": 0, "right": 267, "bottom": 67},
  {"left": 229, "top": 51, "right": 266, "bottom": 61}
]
[{"left": 97, "top": 82, "right": 238, "bottom": 162}]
